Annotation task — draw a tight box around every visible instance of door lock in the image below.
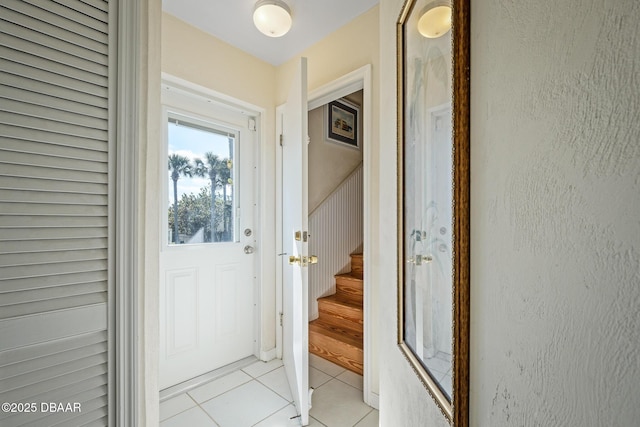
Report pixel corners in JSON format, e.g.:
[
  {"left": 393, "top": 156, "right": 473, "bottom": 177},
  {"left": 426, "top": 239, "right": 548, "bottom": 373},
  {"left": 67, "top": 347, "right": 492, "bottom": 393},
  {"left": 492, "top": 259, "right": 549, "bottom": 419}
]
[{"left": 244, "top": 245, "right": 255, "bottom": 254}]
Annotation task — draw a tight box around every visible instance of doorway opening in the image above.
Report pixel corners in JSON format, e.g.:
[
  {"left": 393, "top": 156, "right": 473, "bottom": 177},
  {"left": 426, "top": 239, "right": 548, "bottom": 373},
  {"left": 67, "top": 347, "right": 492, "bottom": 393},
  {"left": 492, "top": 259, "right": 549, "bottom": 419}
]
[
  {"left": 307, "top": 90, "right": 364, "bottom": 375},
  {"left": 275, "top": 64, "right": 377, "bottom": 408}
]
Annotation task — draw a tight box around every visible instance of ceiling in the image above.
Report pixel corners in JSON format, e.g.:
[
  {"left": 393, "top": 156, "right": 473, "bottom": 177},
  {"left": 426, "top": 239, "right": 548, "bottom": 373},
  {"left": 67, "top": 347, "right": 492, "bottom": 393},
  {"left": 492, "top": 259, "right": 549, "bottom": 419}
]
[{"left": 162, "top": 0, "right": 379, "bottom": 66}]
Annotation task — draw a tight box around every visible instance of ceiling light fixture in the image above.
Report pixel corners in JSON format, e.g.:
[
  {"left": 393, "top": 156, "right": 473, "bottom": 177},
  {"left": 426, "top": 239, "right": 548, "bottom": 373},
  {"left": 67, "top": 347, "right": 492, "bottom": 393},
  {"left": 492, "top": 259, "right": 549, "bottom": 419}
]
[
  {"left": 253, "top": 0, "right": 292, "bottom": 38},
  {"left": 417, "top": 2, "right": 452, "bottom": 38}
]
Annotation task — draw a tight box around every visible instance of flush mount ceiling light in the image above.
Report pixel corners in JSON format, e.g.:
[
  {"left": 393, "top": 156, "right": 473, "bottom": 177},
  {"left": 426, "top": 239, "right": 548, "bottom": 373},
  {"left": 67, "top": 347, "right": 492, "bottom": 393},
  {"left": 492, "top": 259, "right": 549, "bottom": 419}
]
[
  {"left": 417, "top": 2, "right": 452, "bottom": 38},
  {"left": 253, "top": 0, "right": 292, "bottom": 38}
]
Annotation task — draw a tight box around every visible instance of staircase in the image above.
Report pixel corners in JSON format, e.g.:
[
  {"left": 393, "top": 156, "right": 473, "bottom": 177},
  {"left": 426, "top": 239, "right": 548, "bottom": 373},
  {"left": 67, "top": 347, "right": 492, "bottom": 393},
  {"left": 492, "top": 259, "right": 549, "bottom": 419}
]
[{"left": 309, "top": 253, "right": 364, "bottom": 375}]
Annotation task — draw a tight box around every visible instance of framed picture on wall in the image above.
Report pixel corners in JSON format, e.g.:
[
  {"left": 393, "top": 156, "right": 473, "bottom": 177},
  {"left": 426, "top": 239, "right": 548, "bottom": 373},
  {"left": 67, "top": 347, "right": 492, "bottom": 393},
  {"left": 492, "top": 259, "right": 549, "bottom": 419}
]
[{"left": 325, "top": 98, "right": 360, "bottom": 149}]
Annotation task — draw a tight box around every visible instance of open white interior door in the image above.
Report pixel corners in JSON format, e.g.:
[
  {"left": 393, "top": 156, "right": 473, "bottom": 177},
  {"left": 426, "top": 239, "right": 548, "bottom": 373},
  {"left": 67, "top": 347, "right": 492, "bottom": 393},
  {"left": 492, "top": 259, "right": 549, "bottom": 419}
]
[{"left": 282, "top": 57, "right": 310, "bottom": 426}]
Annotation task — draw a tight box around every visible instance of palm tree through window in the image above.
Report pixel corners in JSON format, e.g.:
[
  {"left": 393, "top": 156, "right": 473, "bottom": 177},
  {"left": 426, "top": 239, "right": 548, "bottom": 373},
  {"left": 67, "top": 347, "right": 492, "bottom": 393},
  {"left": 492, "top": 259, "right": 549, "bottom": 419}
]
[{"left": 167, "top": 116, "right": 237, "bottom": 244}]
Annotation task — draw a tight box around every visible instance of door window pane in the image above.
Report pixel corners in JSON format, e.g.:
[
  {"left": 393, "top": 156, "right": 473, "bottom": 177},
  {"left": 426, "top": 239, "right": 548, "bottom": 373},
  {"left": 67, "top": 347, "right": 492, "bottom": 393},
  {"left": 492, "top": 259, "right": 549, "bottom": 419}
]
[{"left": 167, "top": 116, "right": 237, "bottom": 245}]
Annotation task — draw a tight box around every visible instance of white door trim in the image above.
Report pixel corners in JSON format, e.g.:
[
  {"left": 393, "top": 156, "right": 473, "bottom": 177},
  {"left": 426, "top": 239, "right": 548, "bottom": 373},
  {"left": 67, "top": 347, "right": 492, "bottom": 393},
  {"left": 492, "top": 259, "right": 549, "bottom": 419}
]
[
  {"left": 114, "top": 0, "right": 143, "bottom": 424},
  {"left": 275, "top": 64, "right": 377, "bottom": 408},
  {"left": 276, "top": 105, "right": 285, "bottom": 361}
]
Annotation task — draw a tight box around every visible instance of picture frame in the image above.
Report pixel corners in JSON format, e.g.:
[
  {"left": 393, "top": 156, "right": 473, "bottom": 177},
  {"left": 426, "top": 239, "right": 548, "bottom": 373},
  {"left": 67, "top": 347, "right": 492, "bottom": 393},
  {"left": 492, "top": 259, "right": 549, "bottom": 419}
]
[
  {"left": 397, "top": 0, "right": 470, "bottom": 425},
  {"left": 325, "top": 98, "right": 360, "bottom": 149}
]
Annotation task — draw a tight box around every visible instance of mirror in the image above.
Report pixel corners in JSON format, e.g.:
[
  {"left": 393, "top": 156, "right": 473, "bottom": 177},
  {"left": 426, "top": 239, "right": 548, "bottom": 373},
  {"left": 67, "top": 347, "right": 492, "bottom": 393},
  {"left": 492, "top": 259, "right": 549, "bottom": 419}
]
[{"left": 397, "top": 0, "right": 469, "bottom": 424}]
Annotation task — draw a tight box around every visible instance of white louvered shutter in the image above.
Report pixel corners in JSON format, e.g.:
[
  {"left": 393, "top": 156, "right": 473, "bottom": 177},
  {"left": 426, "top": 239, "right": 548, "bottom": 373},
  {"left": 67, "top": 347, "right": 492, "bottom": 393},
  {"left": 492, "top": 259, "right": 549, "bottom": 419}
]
[{"left": 0, "top": 0, "right": 113, "bottom": 425}]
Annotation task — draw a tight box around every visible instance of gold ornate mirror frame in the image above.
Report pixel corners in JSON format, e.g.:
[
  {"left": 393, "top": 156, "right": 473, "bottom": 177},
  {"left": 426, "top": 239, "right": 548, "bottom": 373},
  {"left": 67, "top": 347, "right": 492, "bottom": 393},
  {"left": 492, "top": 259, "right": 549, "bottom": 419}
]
[{"left": 397, "top": 0, "right": 469, "bottom": 424}]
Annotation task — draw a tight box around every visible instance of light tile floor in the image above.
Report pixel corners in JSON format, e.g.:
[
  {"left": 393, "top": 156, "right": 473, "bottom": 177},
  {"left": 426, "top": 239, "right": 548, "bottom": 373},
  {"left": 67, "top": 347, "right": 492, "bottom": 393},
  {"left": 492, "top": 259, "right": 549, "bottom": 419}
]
[{"left": 160, "top": 354, "right": 379, "bottom": 427}]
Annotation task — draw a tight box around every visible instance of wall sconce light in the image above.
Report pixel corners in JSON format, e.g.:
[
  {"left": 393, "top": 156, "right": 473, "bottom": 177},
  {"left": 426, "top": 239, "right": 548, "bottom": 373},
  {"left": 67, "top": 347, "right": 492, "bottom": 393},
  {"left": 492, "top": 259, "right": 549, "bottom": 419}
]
[
  {"left": 253, "top": 0, "right": 292, "bottom": 38},
  {"left": 418, "top": 2, "right": 452, "bottom": 38}
]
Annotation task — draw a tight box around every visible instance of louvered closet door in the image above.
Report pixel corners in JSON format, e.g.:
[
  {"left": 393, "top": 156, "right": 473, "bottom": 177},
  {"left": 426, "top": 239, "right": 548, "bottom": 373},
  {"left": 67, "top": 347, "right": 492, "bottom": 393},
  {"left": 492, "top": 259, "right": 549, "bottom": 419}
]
[{"left": 0, "top": 1, "right": 113, "bottom": 426}]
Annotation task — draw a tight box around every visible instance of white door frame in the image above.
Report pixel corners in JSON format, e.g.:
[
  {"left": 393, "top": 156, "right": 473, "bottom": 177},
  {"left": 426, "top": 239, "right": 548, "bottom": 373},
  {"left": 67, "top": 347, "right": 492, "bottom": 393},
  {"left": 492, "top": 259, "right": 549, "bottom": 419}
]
[
  {"left": 275, "top": 64, "right": 377, "bottom": 408},
  {"left": 115, "top": 0, "right": 144, "bottom": 423},
  {"left": 159, "top": 73, "right": 267, "bottom": 376}
]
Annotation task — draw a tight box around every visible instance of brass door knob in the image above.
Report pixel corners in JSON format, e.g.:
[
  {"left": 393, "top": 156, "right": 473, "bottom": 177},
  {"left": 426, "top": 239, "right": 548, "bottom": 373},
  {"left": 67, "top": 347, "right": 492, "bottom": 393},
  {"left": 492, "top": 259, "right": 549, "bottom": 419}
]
[{"left": 289, "top": 255, "right": 301, "bottom": 265}]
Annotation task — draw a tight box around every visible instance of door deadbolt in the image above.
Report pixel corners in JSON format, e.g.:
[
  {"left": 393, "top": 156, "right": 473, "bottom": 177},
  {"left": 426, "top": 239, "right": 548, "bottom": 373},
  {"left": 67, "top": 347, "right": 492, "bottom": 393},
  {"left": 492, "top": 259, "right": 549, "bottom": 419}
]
[
  {"left": 244, "top": 228, "right": 252, "bottom": 237},
  {"left": 294, "top": 231, "right": 309, "bottom": 242}
]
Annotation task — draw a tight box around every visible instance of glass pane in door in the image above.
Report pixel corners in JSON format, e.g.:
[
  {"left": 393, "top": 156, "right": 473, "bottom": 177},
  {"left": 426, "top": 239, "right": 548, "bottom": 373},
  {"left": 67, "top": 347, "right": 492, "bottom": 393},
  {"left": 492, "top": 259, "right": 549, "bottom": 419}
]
[{"left": 167, "top": 115, "right": 237, "bottom": 245}]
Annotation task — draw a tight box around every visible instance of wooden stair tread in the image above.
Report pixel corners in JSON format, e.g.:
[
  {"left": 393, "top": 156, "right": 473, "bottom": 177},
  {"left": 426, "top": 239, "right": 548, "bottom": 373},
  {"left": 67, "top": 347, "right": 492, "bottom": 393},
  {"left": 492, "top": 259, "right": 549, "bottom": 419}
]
[
  {"left": 335, "top": 273, "right": 363, "bottom": 283},
  {"left": 309, "top": 252, "right": 364, "bottom": 375},
  {"left": 309, "top": 319, "right": 363, "bottom": 349},
  {"left": 319, "top": 293, "right": 361, "bottom": 309},
  {"left": 318, "top": 295, "right": 363, "bottom": 326}
]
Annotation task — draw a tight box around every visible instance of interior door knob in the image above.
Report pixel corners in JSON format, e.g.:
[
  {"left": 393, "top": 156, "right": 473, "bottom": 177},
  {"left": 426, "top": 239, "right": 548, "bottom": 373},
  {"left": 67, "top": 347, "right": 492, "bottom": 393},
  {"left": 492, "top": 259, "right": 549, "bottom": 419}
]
[
  {"left": 289, "top": 255, "right": 301, "bottom": 265},
  {"left": 244, "top": 245, "right": 254, "bottom": 254}
]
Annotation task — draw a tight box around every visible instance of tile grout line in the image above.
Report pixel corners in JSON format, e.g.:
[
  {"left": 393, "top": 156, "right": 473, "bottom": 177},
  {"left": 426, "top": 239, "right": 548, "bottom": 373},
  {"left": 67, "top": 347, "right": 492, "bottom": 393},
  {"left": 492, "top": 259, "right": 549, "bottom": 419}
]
[
  {"left": 310, "top": 414, "right": 328, "bottom": 427},
  {"left": 255, "top": 377, "right": 294, "bottom": 403},
  {"left": 310, "top": 359, "right": 377, "bottom": 427},
  {"left": 241, "top": 361, "right": 285, "bottom": 380},
  {"left": 248, "top": 400, "right": 293, "bottom": 427},
  {"left": 191, "top": 365, "right": 289, "bottom": 427},
  {"left": 188, "top": 360, "right": 285, "bottom": 406},
  {"left": 190, "top": 393, "right": 223, "bottom": 427},
  {"left": 159, "top": 392, "right": 217, "bottom": 426},
  {"left": 162, "top": 358, "right": 374, "bottom": 427},
  {"left": 190, "top": 376, "right": 254, "bottom": 406},
  {"left": 158, "top": 393, "right": 200, "bottom": 424},
  {"left": 350, "top": 407, "right": 374, "bottom": 427}
]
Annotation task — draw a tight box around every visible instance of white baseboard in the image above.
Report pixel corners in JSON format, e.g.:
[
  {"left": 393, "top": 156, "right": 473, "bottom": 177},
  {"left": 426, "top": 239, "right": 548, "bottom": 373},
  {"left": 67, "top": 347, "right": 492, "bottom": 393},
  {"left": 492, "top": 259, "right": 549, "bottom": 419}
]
[
  {"left": 366, "top": 391, "right": 380, "bottom": 410},
  {"left": 260, "top": 348, "right": 277, "bottom": 361}
]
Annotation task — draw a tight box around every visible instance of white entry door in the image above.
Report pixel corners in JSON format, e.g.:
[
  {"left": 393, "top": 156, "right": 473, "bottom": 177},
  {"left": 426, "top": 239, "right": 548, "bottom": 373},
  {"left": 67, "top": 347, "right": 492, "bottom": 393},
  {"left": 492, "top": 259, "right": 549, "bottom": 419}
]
[
  {"left": 159, "top": 86, "right": 257, "bottom": 390},
  {"left": 282, "top": 58, "right": 311, "bottom": 425}
]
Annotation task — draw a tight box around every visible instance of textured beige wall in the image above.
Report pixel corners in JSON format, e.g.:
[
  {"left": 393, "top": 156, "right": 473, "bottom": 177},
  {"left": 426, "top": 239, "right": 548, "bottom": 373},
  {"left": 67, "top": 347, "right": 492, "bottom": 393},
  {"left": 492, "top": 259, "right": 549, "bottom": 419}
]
[
  {"left": 470, "top": 1, "right": 640, "bottom": 425},
  {"left": 379, "top": 0, "right": 640, "bottom": 425},
  {"left": 276, "top": 7, "right": 380, "bottom": 104},
  {"left": 162, "top": 13, "right": 276, "bottom": 108}
]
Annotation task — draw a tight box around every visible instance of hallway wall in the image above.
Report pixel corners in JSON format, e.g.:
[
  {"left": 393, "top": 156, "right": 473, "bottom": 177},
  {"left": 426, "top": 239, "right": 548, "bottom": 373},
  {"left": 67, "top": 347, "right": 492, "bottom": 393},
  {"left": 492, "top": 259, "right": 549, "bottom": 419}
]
[{"left": 379, "top": 0, "right": 640, "bottom": 425}]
